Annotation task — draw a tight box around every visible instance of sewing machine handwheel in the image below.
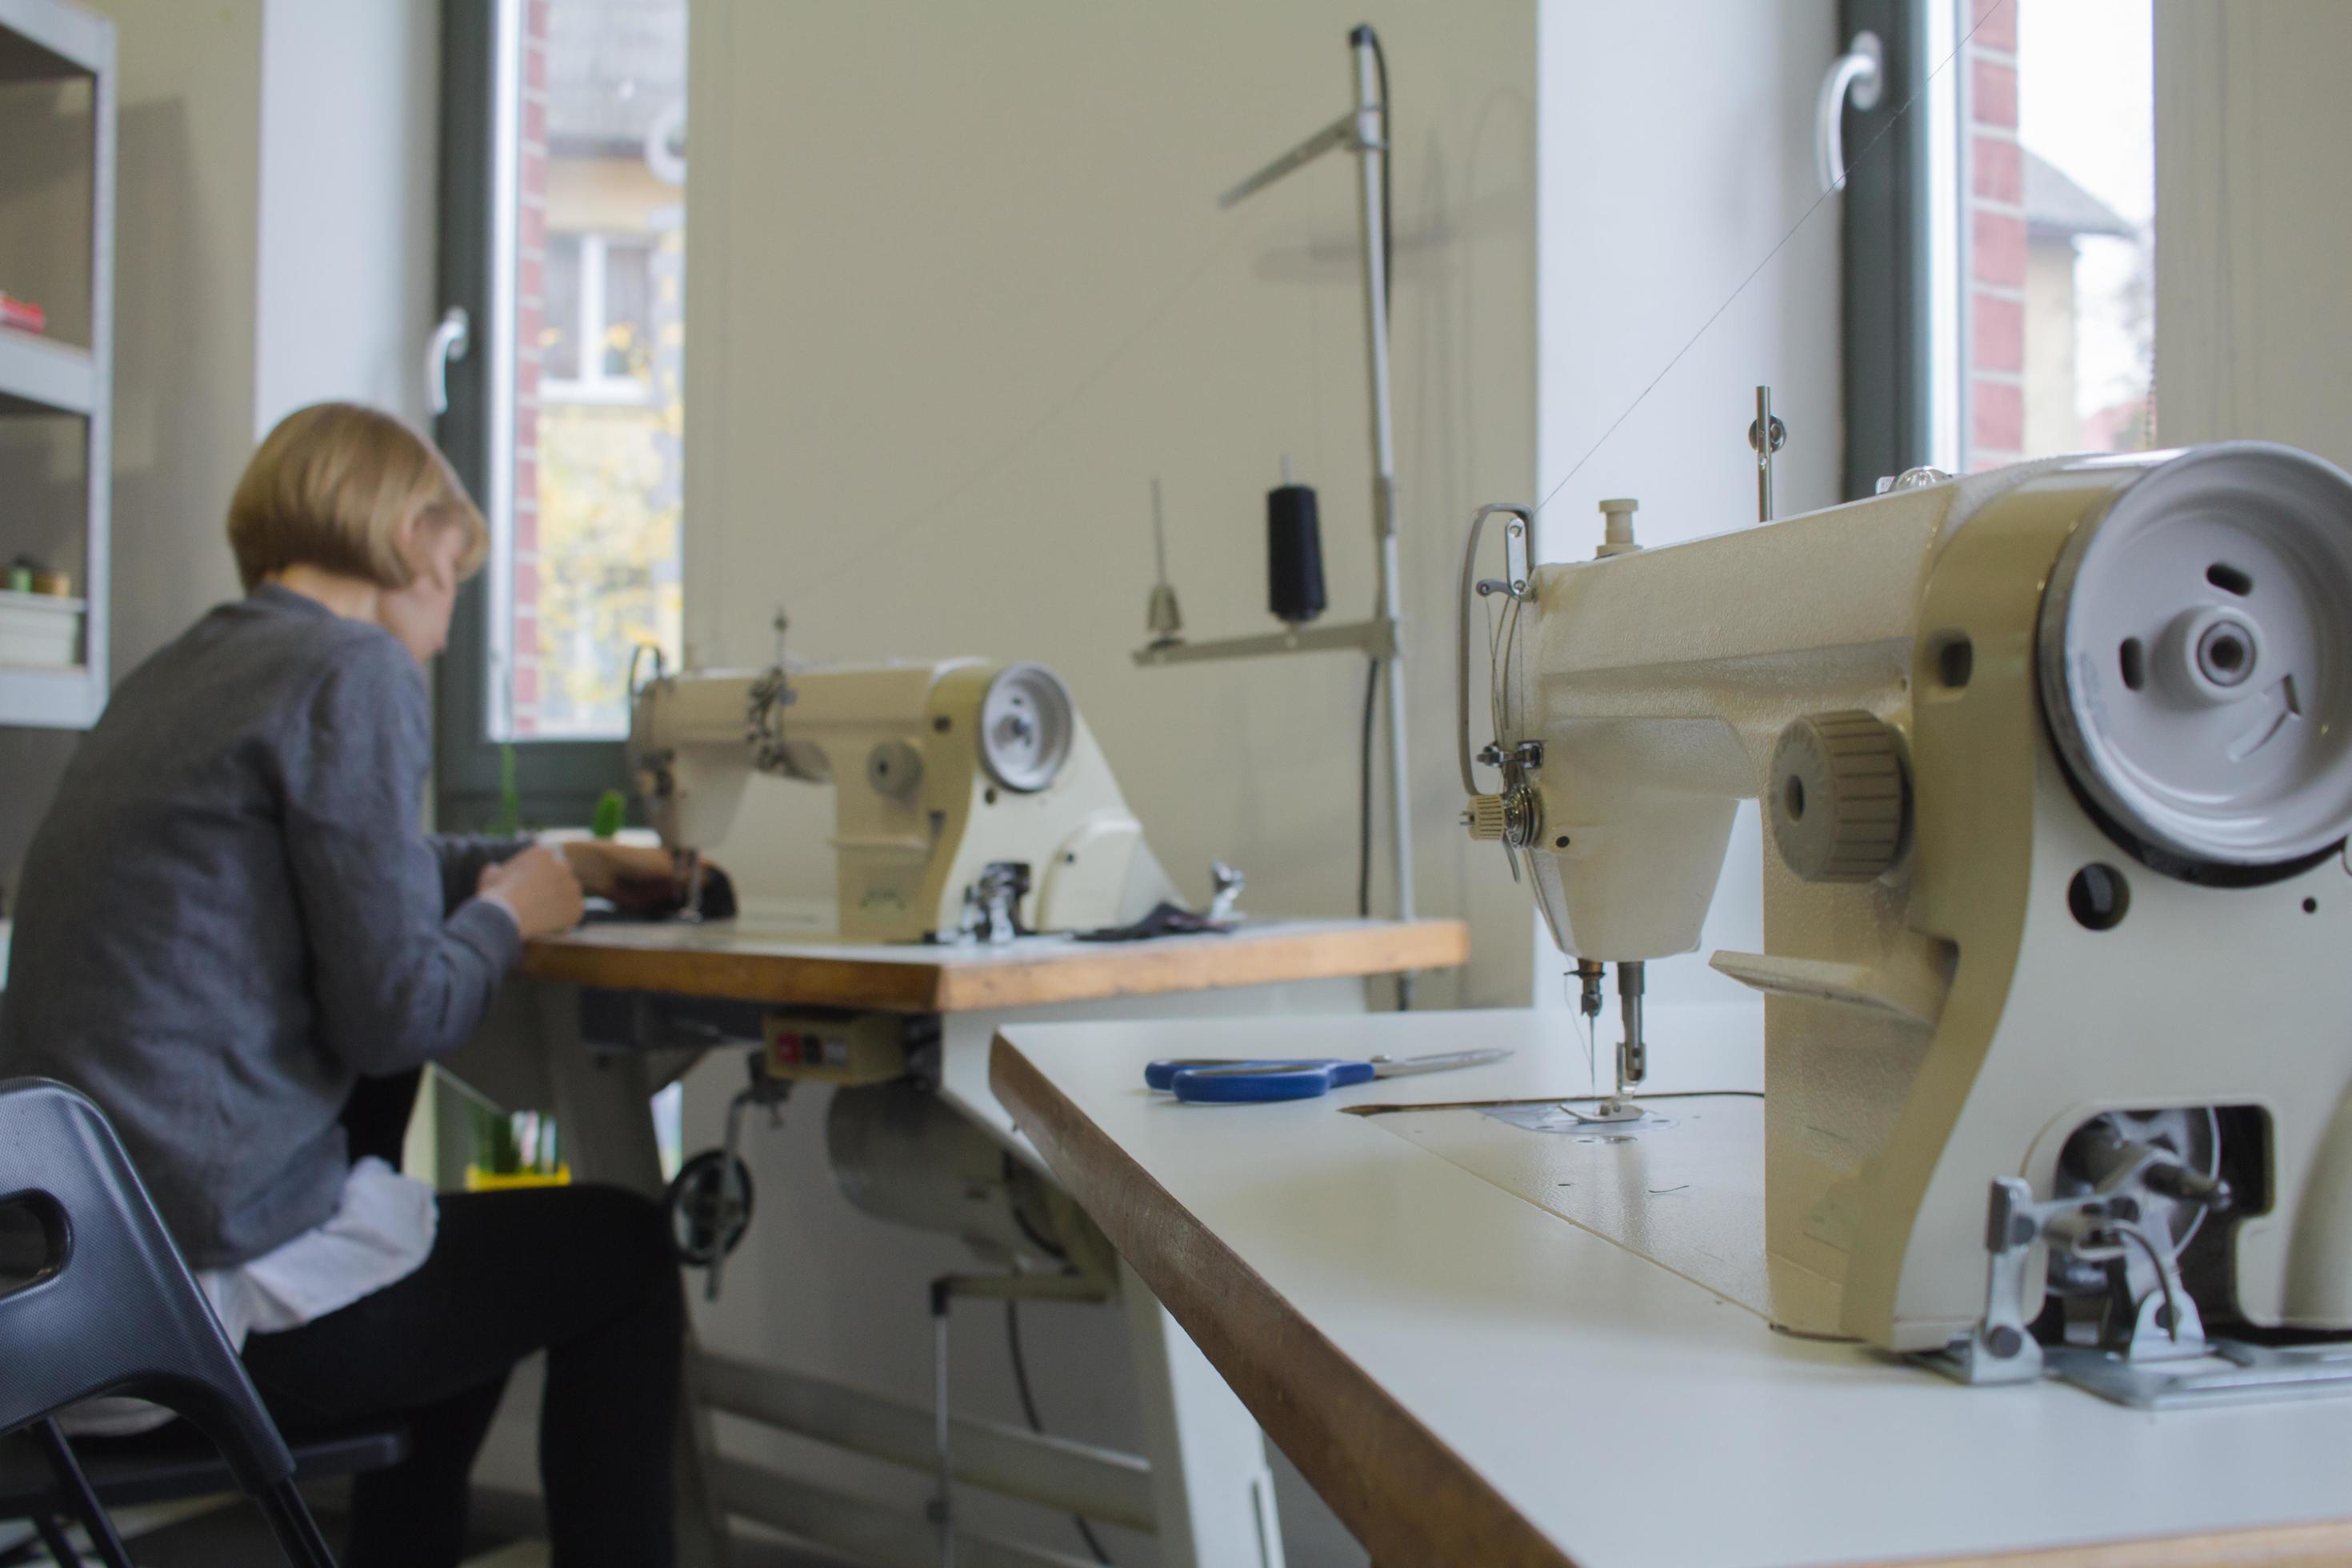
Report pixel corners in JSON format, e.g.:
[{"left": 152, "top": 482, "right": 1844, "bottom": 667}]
[
  {"left": 666, "top": 1150, "right": 755, "bottom": 1266},
  {"left": 2038, "top": 443, "right": 2352, "bottom": 872}
]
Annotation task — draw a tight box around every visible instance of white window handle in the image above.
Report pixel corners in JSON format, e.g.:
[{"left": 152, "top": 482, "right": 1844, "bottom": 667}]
[
  {"left": 425, "top": 306, "right": 472, "bottom": 417},
  {"left": 1817, "top": 30, "right": 1885, "bottom": 194}
]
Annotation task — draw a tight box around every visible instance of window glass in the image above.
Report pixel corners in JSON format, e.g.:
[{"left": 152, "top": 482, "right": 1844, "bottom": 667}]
[
  {"left": 1958, "top": 0, "right": 2154, "bottom": 469},
  {"left": 601, "top": 239, "right": 653, "bottom": 382},
  {"left": 490, "top": 0, "right": 686, "bottom": 741},
  {"left": 543, "top": 234, "right": 583, "bottom": 382}
]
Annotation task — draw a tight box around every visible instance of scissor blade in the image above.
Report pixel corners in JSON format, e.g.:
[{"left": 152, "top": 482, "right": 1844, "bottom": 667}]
[{"left": 1370, "top": 1048, "right": 1512, "bottom": 1078}]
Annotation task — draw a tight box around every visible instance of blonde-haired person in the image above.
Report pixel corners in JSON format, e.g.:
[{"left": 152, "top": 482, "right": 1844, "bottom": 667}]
[{"left": 0, "top": 402, "right": 684, "bottom": 1567}]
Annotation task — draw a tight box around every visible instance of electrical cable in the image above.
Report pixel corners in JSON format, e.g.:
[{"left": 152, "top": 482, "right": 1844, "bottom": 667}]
[
  {"left": 1004, "top": 1300, "right": 1114, "bottom": 1565},
  {"left": 1356, "top": 658, "right": 1378, "bottom": 918},
  {"left": 1356, "top": 22, "right": 1396, "bottom": 943}
]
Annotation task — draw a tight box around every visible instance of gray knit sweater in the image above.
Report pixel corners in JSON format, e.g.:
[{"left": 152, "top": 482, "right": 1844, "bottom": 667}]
[{"left": 0, "top": 586, "right": 525, "bottom": 1268}]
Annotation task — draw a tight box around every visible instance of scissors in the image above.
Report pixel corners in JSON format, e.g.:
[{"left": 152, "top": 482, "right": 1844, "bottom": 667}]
[{"left": 1143, "top": 1048, "right": 1511, "bottom": 1104}]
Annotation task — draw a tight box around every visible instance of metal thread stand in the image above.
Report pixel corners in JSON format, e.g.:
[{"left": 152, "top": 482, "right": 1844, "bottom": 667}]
[
  {"left": 1134, "top": 27, "right": 1416, "bottom": 1002},
  {"left": 929, "top": 1269, "right": 1117, "bottom": 1568}
]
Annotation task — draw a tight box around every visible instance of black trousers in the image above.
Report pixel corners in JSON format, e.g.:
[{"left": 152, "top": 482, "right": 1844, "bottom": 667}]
[{"left": 239, "top": 1071, "right": 683, "bottom": 1568}]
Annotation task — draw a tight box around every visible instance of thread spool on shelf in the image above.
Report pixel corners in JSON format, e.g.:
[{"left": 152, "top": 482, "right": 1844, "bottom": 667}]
[{"left": 1267, "top": 455, "right": 1327, "bottom": 625}]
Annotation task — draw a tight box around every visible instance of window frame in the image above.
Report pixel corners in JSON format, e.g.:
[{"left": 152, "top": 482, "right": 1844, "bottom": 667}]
[
  {"left": 542, "top": 230, "right": 661, "bottom": 406},
  {"left": 431, "top": 0, "right": 625, "bottom": 831},
  {"left": 1838, "top": 0, "right": 1966, "bottom": 498}
]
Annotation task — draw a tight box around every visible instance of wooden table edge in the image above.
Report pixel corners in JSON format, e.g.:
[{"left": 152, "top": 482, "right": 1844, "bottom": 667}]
[
  {"left": 519, "top": 941, "right": 954, "bottom": 1010},
  {"left": 522, "top": 918, "right": 1470, "bottom": 1014},
  {"left": 932, "top": 917, "right": 1467, "bottom": 1012},
  {"left": 989, "top": 1031, "right": 1574, "bottom": 1568},
  {"left": 986, "top": 1034, "right": 2352, "bottom": 1568}
]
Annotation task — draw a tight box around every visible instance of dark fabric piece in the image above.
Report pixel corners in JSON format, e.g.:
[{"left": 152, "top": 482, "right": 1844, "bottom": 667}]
[
  {"left": 0, "top": 586, "right": 526, "bottom": 1268},
  {"left": 1072, "top": 902, "right": 1234, "bottom": 942},
  {"left": 337, "top": 1070, "right": 425, "bottom": 1170},
  {"left": 242, "top": 1185, "right": 682, "bottom": 1568}
]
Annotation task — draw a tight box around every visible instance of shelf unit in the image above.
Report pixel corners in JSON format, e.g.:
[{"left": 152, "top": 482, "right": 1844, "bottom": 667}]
[{"left": 0, "top": 0, "right": 113, "bottom": 730}]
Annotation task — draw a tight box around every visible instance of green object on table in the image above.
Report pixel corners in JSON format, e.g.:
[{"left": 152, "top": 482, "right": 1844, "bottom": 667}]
[
  {"left": 6, "top": 568, "right": 28, "bottom": 594},
  {"left": 471, "top": 1102, "right": 522, "bottom": 1174},
  {"left": 591, "top": 789, "right": 627, "bottom": 839},
  {"left": 490, "top": 743, "right": 521, "bottom": 836},
  {"left": 470, "top": 1103, "right": 562, "bottom": 1177}
]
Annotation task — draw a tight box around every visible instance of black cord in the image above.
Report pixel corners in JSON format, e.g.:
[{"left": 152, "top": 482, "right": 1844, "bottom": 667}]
[
  {"left": 1354, "top": 24, "right": 1395, "bottom": 933},
  {"left": 1364, "top": 26, "right": 1393, "bottom": 308},
  {"left": 1005, "top": 1300, "right": 1113, "bottom": 1565},
  {"left": 1356, "top": 658, "right": 1378, "bottom": 918}
]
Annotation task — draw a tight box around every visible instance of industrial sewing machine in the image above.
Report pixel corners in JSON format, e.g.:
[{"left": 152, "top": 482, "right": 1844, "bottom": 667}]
[
  {"left": 1460, "top": 440, "right": 2352, "bottom": 1404},
  {"left": 631, "top": 656, "right": 1183, "bottom": 942}
]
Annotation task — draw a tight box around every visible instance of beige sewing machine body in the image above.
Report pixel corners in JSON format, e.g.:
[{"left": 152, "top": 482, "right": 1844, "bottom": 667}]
[
  {"left": 632, "top": 658, "right": 1179, "bottom": 942},
  {"left": 1462, "top": 442, "right": 2352, "bottom": 1402}
]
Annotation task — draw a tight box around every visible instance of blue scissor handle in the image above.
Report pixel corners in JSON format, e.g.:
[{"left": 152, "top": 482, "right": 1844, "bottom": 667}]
[
  {"left": 1144, "top": 1057, "right": 1254, "bottom": 1091},
  {"left": 1169, "top": 1058, "right": 1377, "bottom": 1103},
  {"left": 1144, "top": 1057, "right": 1342, "bottom": 1093}
]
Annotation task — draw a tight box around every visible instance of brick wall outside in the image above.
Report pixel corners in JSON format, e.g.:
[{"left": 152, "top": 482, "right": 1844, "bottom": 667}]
[
  {"left": 1965, "top": 1, "right": 2023, "bottom": 468},
  {"left": 510, "top": 0, "right": 552, "bottom": 735}
]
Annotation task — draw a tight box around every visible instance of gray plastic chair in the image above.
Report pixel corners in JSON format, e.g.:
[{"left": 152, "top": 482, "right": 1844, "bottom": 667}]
[{"left": 0, "top": 1078, "right": 334, "bottom": 1567}]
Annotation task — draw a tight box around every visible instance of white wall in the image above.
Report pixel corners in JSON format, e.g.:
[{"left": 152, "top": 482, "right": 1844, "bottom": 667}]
[
  {"left": 1533, "top": 0, "right": 1843, "bottom": 1017},
  {"left": 686, "top": 0, "right": 1540, "bottom": 1014},
  {"left": 2153, "top": 1, "right": 2352, "bottom": 467},
  {"left": 254, "top": 0, "right": 441, "bottom": 436}
]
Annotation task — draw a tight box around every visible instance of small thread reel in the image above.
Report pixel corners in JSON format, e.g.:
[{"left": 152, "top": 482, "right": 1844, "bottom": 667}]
[{"left": 1267, "top": 455, "right": 1327, "bottom": 625}]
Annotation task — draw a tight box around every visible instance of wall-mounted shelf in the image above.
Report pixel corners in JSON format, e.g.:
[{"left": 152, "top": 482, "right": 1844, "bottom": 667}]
[
  {"left": 0, "top": 662, "right": 94, "bottom": 726},
  {"left": 0, "top": 0, "right": 114, "bottom": 732},
  {"left": 0, "top": 0, "right": 109, "bottom": 78},
  {"left": 0, "top": 330, "right": 94, "bottom": 415}
]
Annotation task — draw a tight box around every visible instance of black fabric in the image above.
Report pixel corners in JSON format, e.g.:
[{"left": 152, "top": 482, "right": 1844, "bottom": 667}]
[
  {"left": 1072, "top": 902, "right": 1233, "bottom": 942},
  {"left": 240, "top": 1184, "right": 682, "bottom": 1568},
  {"left": 336, "top": 1069, "right": 423, "bottom": 1170}
]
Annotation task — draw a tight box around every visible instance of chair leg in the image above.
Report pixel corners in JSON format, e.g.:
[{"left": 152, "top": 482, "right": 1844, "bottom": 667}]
[
  {"left": 29, "top": 1514, "right": 82, "bottom": 1567},
  {"left": 258, "top": 1478, "right": 338, "bottom": 1568},
  {"left": 26, "top": 1423, "right": 129, "bottom": 1568}
]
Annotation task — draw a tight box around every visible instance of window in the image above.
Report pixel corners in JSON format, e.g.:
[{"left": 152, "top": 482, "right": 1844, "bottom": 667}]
[
  {"left": 433, "top": 0, "right": 686, "bottom": 826},
  {"left": 1838, "top": 0, "right": 2155, "bottom": 494},
  {"left": 544, "top": 232, "right": 658, "bottom": 400},
  {"left": 434, "top": 0, "right": 686, "bottom": 827},
  {"left": 1958, "top": 0, "right": 2154, "bottom": 467},
  {"left": 495, "top": 0, "right": 686, "bottom": 741}
]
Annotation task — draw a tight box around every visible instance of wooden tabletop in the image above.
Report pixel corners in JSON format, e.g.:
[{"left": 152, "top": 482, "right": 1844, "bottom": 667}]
[
  {"left": 990, "top": 1007, "right": 2352, "bottom": 1568},
  {"left": 519, "top": 916, "right": 1466, "bottom": 1014}
]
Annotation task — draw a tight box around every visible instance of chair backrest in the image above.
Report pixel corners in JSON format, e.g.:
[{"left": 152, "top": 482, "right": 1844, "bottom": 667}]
[{"left": 0, "top": 1078, "right": 296, "bottom": 1498}]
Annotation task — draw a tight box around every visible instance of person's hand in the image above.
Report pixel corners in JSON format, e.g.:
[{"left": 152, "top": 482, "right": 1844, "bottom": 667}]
[
  {"left": 560, "top": 840, "right": 714, "bottom": 915},
  {"left": 478, "top": 845, "right": 586, "bottom": 938}
]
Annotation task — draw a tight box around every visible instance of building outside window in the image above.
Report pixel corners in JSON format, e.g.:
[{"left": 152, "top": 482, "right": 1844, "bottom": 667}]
[
  {"left": 497, "top": 0, "right": 685, "bottom": 741},
  {"left": 1958, "top": 0, "right": 2154, "bottom": 468}
]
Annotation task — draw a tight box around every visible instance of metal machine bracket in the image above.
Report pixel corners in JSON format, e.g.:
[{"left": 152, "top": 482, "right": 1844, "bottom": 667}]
[
  {"left": 954, "top": 862, "right": 1031, "bottom": 946},
  {"left": 1924, "top": 1175, "right": 2352, "bottom": 1408}
]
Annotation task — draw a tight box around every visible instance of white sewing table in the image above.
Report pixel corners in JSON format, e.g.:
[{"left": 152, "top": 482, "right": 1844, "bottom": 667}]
[
  {"left": 990, "top": 1006, "right": 2352, "bottom": 1567},
  {"left": 446, "top": 915, "right": 1466, "bottom": 1568}
]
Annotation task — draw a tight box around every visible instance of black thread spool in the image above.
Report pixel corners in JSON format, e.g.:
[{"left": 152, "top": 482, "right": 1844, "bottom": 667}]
[{"left": 1266, "top": 467, "right": 1327, "bottom": 625}]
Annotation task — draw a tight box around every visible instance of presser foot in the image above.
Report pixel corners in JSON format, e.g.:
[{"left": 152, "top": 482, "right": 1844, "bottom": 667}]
[{"left": 1558, "top": 1097, "right": 1671, "bottom": 1132}]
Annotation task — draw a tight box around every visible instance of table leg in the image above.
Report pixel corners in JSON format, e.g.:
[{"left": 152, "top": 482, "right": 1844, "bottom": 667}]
[
  {"left": 536, "top": 982, "right": 732, "bottom": 1568},
  {"left": 1120, "top": 1260, "right": 1286, "bottom": 1568}
]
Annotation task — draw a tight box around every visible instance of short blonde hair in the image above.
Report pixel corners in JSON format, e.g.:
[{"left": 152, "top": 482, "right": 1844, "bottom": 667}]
[{"left": 226, "top": 402, "right": 488, "bottom": 592}]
